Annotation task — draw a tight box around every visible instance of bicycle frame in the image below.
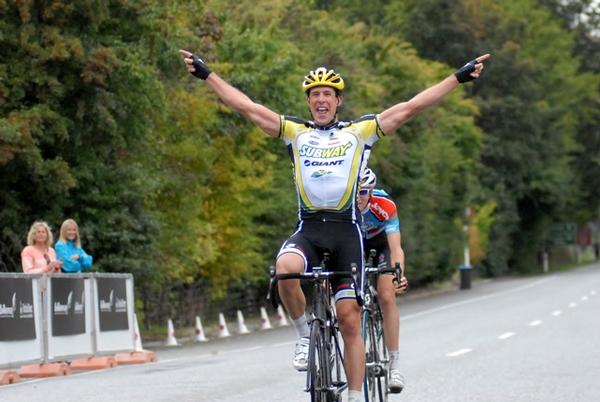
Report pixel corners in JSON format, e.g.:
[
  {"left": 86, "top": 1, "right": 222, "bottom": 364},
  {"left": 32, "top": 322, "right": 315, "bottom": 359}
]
[
  {"left": 361, "top": 254, "right": 401, "bottom": 402},
  {"left": 306, "top": 266, "right": 346, "bottom": 402},
  {"left": 267, "top": 264, "right": 359, "bottom": 402}
]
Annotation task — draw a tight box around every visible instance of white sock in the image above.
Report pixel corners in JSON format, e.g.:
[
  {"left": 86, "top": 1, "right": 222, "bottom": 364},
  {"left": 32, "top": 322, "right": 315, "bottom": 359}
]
[
  {"left": 389, "top": 351, "right": 400, "bottom": 370},
  {"left": 347, "top": 389, "right": 362, "bottom": 402},
  {"left": 292, "top": 315, "right": 310, "bottom": 338}
]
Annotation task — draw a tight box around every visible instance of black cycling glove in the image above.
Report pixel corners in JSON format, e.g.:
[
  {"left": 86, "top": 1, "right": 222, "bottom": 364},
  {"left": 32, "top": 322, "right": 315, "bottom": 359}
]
[
  {"left": 454, "top": 59, "right": 478, "bottom": 83},
  {"left": 189, "top": 53, "right": 212, "bottom": 80}
]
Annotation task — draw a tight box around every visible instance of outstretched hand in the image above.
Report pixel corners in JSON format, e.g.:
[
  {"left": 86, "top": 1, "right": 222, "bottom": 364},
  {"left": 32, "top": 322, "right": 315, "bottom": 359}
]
[
  {"left": 455, "top": 53, "right": 490, "bottom": 83},
  {"left": 179, "top": 49, "right": 212, "bottom": 80}
]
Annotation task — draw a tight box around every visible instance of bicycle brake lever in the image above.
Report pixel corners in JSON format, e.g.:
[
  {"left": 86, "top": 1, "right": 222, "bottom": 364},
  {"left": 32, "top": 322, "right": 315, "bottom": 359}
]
[
  {"left": 266, "top": 265, "right": 279, "bottom": 308},
  {"left": 393, "top": 262, "right": 408, "bottom": 294},
  {"left": 350, "top": 263, "right": 365, "bottom": 307},
  {"left": 393, "top": 262, "right": 401, "bottom": 285}
]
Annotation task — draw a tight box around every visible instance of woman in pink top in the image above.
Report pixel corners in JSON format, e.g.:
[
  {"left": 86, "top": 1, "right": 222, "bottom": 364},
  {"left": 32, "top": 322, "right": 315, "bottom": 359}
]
[{"left": 21, "top": 221, "right": 62, "bottom": 274}]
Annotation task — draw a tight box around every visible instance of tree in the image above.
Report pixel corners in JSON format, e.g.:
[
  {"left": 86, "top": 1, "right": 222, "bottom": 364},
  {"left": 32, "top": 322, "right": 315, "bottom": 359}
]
[
  {"left": 385, "top": 0, "right": 600, "bottom": 274},
  {"left": 0, "top": 1, "right": 164, "bottom": 282}
]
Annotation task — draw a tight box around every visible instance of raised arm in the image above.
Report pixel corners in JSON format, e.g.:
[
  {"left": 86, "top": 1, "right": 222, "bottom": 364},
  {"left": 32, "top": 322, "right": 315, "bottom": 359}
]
[
  {"left": 379, "top": 53, "right": 490, "bottom": 135},
  {"left": 179, "top": 49, "right": 280, "bottom": 137}
]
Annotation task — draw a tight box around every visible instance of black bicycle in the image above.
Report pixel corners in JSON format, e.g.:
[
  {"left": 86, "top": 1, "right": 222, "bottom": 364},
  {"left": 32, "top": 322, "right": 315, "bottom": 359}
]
[
  {"left": 268, "top": 258, "right": 359, "bottom": 402},
  {"left": 361, "top": 250, "right": 402, "bottom": 402}
]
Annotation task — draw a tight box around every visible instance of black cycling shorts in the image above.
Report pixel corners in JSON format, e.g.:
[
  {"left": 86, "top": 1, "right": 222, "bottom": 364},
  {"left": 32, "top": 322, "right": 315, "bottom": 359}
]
[
  {"left": 363, "top": 232, "right": 391, "bottom": 271},
  {"left": 277, "top": 218, "right": 365, "bottom": 302}
]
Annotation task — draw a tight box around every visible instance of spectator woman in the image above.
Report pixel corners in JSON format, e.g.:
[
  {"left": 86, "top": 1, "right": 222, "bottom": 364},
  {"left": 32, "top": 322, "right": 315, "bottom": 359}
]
[
  {"left": 21, "top": 221, "right": 62, "bottom": 274},
  {"left": 55, "top": 219, "right": 93, "bottom": 273}
]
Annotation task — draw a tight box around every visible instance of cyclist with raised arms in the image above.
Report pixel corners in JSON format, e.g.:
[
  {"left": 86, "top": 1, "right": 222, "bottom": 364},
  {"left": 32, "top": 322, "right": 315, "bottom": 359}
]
[
  {"left": 358, "top": 167, "right": 408, "bottom": 394},
  {"left": 179, "top": 48, "right": 489, "bottom": 402}
]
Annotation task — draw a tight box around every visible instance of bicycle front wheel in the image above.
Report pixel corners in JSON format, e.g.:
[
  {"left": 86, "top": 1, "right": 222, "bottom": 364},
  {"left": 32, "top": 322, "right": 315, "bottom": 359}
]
[
  {"left": 308, "top": 321, "right": 333, "bottom": 402},
  {"left": 373, "top": 307, "right": 388, "bottom": 401},
  {"left": 362, "top": 310, "right": 387, "bottom": 402}
]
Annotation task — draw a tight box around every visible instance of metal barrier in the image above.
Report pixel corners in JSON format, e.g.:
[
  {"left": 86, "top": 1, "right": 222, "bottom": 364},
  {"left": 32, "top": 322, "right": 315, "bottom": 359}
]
[
  {"left": 46, "top": 274, "right": 94, "bottom": 361},
  {"left": 0, "top": 273, "right": 135, "bottom": 370},
  {"left": 92, "top": 274, "right": 135, "bottom": 354},
  {"left": 0, "top": 273, "right": 44, "bottom": 367}
]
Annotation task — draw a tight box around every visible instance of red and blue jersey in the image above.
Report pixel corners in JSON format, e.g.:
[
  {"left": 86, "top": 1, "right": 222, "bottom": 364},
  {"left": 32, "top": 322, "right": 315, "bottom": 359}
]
[{"left": 361, "top": 189, "right": 400, "bottom": 240}]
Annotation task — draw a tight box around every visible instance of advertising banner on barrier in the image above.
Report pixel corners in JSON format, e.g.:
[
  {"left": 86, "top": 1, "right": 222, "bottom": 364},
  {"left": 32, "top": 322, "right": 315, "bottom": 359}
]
[
  {"left": 51, "top": 277, "right": 86, "bottom": 336},
  {"left": 46, "top": 275, "right": 94, "bottom": 360},
  {"left": 0, "top": 277, "right": 36, "bottom": 342},
  {"left": 97, "top": 277, "right": 129, "bottom": 332}
]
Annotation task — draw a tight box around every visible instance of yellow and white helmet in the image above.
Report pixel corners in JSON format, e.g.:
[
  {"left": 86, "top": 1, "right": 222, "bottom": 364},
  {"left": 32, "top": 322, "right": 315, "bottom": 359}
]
[{"left": 302, "top": 67, "right": 345, "bottom": 93}]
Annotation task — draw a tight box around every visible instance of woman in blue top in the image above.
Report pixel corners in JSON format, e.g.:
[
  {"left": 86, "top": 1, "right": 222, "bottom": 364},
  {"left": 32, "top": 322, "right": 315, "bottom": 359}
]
[{"left": 55, "top": 219, "right": 93, "bottom": 273}]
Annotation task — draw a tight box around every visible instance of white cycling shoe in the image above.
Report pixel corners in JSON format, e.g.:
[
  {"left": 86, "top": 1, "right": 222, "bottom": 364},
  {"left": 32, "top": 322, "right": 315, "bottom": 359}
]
[
  {"left": 388, "top": 368, "right": 405, "bottom": 393},
  {"left": 292, "top": 337, "right": 310, "bottom": 371}
]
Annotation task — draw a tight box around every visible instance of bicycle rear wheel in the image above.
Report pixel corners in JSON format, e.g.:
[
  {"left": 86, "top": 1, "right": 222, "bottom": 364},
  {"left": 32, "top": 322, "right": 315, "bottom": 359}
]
[{"left": 308, "top": 321, "right": 334, "bottom": 402}]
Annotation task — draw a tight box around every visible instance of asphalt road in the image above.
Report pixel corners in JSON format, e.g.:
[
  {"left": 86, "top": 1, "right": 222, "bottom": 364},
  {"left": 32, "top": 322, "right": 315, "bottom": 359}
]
[{"left": 2, "top": 263, "right": 599, "bottom": 402}]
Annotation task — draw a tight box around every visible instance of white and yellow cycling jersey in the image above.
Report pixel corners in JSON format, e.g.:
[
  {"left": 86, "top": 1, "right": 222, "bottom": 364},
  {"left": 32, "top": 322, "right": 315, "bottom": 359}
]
[{"left": 279, "top": 114, "right": 385, "bottom": 222}]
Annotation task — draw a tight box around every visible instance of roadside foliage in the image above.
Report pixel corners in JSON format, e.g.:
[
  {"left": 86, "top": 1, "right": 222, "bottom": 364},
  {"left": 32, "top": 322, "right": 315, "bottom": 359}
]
[{"left": 1, "top": 0, "right": 598, "bottom": 324}]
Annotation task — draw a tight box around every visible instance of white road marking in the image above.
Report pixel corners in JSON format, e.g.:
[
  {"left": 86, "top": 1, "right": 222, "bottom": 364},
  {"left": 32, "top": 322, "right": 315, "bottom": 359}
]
[
  {"left": 581, "top": 295, "right": 589, "bottom": 302},
  {"left": 234, "top": 346, "right": 264, "bottom": 353},
  {"left": 446, "top": 348, "right": 472, "bottom": 357},
  {"left": 219, "top": 345, "right": 267, "bottom": 356},
  {"left": 497, "top": 332, "right": 515, "bottom": 340},
  {"left": 403, "top": 277, "right": 556, "bottom": 321},
  {"left": 552, "top": 310, "right": 561, "bottom": 316},
  {"left": 569, "top": 302, "right": 577, "bottom": 308},
  {"left": 529, "top": 320, "right": 542, "bottom": 327},
  {"left": 591, "top": 290, "right": 597, "bottom": 296}
]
